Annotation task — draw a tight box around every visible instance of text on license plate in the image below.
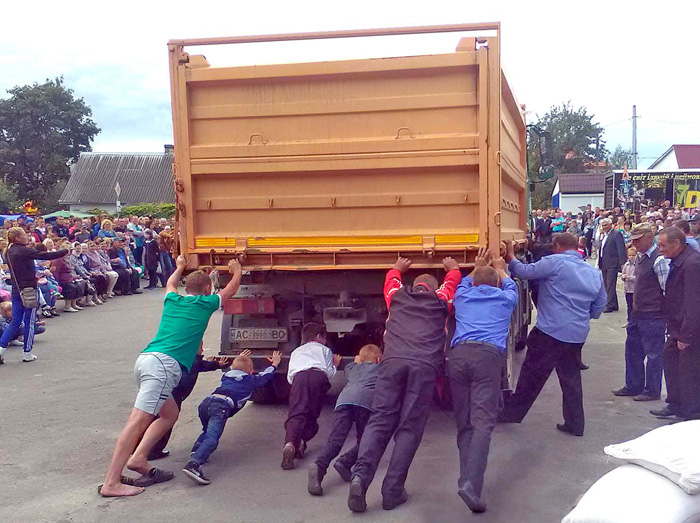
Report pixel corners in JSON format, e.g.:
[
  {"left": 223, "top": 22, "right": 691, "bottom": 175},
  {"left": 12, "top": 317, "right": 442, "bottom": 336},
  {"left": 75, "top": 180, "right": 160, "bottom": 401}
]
[{"left": 230, "top": 328, "right": 288, "bottom": 342}]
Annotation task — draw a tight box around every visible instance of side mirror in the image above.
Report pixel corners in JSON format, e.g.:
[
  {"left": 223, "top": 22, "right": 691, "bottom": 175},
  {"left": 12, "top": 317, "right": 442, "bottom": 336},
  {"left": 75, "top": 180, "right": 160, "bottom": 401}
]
[{"left": 538, "top": 132, "right": 554, "bottom": 180}]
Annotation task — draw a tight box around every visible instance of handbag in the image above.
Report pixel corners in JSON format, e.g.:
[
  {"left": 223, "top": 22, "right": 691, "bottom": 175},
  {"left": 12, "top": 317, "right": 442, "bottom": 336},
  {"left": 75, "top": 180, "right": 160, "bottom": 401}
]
[{"left": 6, "top": 245, "right": 39, "bottom": 309}]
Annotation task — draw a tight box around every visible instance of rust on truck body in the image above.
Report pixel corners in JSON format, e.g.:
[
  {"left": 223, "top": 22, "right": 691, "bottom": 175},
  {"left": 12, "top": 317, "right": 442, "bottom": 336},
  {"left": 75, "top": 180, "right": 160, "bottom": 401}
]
[{"left": 167, "top": 23, "right": 527, "bottom": 271}]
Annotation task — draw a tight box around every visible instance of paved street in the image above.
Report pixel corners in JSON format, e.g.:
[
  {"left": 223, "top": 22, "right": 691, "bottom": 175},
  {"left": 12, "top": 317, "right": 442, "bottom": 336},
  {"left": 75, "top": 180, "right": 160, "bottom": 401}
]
[{"left": 0, "top": 286, "right": 668, "bottom": 523}]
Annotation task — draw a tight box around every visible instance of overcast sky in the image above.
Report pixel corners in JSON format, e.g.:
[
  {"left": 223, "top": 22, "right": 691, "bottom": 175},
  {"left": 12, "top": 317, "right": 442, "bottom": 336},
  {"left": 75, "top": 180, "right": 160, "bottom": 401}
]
[{"left": 2, "top": 0, "right": 698, "bottom": 168}]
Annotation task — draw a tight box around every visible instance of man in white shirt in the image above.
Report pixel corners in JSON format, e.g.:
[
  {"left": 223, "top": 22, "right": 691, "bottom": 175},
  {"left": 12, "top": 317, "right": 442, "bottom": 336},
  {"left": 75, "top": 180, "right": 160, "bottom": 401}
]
[{"left": 283, "top": 323, "right": 341, "bottom": 471}]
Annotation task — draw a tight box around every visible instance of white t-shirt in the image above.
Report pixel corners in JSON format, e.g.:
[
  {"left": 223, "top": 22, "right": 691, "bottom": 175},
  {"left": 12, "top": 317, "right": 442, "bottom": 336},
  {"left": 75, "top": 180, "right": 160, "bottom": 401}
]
[{"left": 286, "top": 341, "right": 336, "bottom": 385}]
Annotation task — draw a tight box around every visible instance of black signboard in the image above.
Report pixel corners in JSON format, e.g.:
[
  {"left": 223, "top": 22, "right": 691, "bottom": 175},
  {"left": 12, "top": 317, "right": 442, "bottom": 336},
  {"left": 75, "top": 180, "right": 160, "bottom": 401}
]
[{"left": 604, "top": 171, "right": 700, "bottom": 211}]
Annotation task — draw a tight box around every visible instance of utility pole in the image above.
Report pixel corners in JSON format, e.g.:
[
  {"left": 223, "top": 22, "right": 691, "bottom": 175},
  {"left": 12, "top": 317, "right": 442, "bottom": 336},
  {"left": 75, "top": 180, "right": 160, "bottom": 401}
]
[{"left": 632, "top": 105, "right": 638, "bottom": 169}]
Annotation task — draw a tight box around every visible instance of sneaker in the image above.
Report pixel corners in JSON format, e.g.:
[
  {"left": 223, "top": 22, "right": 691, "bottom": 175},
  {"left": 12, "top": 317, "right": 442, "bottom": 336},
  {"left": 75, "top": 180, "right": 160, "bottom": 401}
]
[
  {"left": 22, "top": 353, "right": 38, "bottom": 363},
  {"left": 182, "top": 460, "right": 210, "bottom": 485},
  {"left": 281, "top": 443, "right": 296, "bottom": 470},
  {"left": 612, "top": 387, "right": 640, "bottom": 397},
  {"left": 307, "top": 463, "right": 324, "bottom": 496},
  {"left": 633, "top": 393, "right": 661, "bottom": 402},
  {"left": 41, "top": 307, "right": 53, "bottom": 318},
  {"left": 296, "top": 440, "right": 307, "bottom": 459}
]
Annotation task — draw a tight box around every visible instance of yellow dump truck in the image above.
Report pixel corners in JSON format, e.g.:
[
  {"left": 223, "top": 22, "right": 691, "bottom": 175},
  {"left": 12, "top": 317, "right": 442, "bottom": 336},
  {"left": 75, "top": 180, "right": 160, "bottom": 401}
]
[{"left": 167, "top": 23, "right": 531, "bottom": 401}]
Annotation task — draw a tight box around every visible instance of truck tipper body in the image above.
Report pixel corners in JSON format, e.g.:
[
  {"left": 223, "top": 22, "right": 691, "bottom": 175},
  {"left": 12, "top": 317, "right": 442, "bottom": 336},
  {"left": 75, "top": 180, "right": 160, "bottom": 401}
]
[{"left": 167, "top": 24, "right": 530, "bottom": 400}]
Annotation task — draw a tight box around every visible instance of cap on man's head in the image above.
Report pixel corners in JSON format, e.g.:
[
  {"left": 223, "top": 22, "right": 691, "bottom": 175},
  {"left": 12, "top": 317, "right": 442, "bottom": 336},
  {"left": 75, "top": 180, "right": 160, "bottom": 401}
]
[{"left": 630, "top": 224, "right": 653, "bottom": 240}]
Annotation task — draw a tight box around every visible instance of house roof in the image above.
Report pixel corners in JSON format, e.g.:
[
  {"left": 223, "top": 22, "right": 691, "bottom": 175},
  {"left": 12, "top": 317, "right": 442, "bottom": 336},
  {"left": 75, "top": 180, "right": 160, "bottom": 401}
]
[
  {"left": 672, "top": 145, "right": 700, "bottom": 168},
  {"left": 556, "top": 173, "right": 606, "bottom": 194},
  {"left": 648, "top": 144, "right": 700, "bottom": 169},
  {"left": 60, "top": 152, "right": 175, "bottom": 206}
]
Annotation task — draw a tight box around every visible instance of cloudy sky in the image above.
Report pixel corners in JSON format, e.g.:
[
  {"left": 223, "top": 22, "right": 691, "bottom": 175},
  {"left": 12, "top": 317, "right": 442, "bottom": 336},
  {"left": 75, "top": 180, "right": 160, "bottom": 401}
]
[{"left": 2, "top": 0, "right": 698, "bottom": 167}]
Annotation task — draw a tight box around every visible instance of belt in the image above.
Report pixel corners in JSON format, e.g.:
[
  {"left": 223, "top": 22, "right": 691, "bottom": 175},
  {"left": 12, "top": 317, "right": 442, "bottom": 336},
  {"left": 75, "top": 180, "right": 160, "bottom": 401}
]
[
  {"left": 453, "top": 340, "right": 502, "bottom": 352},
  {"left": 209, "top": 394, "right": 236, "bottom": 408}
]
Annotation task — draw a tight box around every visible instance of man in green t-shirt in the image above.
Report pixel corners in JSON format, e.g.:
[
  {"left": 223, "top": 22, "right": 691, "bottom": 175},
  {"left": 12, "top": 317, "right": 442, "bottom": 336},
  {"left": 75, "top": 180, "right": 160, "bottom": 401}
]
[{"left": 99, "top": 254, "right": 242, "bottom": 497}]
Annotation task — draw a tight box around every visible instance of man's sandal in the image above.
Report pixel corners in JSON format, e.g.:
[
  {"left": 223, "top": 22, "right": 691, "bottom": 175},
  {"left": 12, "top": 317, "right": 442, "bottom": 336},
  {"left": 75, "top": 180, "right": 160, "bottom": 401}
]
[{"left": 132, "top": 468, "right": 174, "bottom": 487}]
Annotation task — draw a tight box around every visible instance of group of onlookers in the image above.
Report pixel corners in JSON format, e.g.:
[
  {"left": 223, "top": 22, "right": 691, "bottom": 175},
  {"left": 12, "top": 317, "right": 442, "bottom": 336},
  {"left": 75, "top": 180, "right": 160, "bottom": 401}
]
[
  {"left": 531, "top": 201, "right": 700, "bottom": 434},
  {"left": 0, "top": 214, "right": 178, "bottom": 364}
]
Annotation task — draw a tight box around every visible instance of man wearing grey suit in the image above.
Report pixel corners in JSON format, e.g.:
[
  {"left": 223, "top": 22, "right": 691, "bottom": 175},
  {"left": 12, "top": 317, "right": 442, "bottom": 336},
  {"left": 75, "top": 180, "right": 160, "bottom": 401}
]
[{"left": 598, "top": 218, "right": 627, "bottom": 312}]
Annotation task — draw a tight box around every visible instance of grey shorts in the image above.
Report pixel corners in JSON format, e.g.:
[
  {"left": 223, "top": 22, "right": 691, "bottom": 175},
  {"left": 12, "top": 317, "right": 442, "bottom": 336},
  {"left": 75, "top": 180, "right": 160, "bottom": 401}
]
[{"left": 133, "top": 352, "right": 182, "bottom": 415}]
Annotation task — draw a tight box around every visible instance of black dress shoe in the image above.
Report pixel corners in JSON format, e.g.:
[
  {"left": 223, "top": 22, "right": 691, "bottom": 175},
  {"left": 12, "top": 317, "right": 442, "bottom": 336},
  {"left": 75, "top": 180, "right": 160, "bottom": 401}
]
[
  {"left": 458, "top": 485, "right": 486, "bottom": 513},
  {"left": 612, "top": 387, "right": 641, "bottom": 397},
  {"left": 556, "top": 423, "right": 583, "bottom": 436},
  {"left": 603, "top": 309, "right": 614, "bottom": 313},
  {"left": 578, "top": 362, "right": 590, "bottom": 370},
  {"left": 348, "top": 476, "right": 367, "bottom": 513},
  {"left": 147, "top": 450, "right": 170, "bottom": 461},
  {"left": 650, "top": 406, "right": 679, "bottom": 418},
  {"left": 383, "top": 489, "right": 408, "bottom": 510}
]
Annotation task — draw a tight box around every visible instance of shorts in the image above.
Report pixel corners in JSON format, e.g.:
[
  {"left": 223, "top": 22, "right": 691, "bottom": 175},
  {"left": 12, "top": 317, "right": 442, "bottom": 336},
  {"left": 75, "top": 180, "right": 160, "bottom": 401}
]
[{"left": 133, "top": 352, "right": 182, "bottom": 415}]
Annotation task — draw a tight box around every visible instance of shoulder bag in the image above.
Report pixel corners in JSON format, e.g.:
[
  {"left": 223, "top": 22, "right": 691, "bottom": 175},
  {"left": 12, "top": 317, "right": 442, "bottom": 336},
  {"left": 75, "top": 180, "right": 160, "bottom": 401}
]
[{"left": 6, "top": 245, "right": 39, "bottom": 309}]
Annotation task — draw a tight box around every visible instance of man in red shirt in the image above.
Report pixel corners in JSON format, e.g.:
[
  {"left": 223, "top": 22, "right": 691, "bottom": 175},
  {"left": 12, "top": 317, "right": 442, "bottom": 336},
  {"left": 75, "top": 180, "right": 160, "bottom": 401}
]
[{"left": 348, "top": 256, "right": 461, "bottom": 513}]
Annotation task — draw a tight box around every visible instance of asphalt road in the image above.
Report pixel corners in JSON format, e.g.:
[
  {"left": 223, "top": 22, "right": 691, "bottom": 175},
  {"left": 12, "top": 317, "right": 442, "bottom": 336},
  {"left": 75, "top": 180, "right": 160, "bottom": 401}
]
[{"left": 0, "top": 286, "right": 668, "bottom": 523}]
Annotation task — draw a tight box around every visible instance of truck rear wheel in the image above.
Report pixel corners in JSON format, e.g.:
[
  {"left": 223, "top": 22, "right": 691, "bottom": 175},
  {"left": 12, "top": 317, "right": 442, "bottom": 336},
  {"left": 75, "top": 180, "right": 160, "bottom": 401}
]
[{"left": 252, "top": 374, "right": 291, "bottom": 405}]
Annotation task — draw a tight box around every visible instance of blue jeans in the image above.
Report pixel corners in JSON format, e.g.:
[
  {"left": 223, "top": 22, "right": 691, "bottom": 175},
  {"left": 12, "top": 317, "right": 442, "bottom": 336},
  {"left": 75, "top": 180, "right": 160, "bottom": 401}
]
[
  {"left": 0, "top": 290, "right": 38, "bottom": 353},
  {"left": 625, "top": 317, "right": 665, "bottom": 396},
  {"left": 191, "top": 396, "right": 235, "bottom": 465},
  {"left": 159, "top": 251, "right": 174, "bottom": 281}
]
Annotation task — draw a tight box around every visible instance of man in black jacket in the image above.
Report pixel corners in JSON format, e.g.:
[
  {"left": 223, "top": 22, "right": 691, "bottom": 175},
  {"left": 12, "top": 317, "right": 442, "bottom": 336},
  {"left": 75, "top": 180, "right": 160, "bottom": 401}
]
[
  {"left": 0, "top": 227, "right": 67, "bottom": 363},
  {"left": 650, "top": 227, "right": 700, "bottom": 421},
  {"left": 598, "top": 218, "right": 627, "bottom": 312},
  {"left": 108, "top": 237, "right": 141, "bottom": 295},
  {"left": 348, "top": 257, "right": 460, "bottom": 513}
]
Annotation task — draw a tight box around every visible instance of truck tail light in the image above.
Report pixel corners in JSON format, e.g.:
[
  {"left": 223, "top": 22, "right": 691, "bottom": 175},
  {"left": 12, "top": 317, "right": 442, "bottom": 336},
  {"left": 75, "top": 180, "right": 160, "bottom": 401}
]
[{"left": 224, "top": 298, "right": 275, "bottom": 315}]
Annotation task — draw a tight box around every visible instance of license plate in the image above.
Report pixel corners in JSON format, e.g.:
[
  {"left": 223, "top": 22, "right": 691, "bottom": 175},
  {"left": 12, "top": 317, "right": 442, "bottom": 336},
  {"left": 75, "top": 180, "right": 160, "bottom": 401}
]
[{"left": 230, "top": 327, "right": 288, "bottom": 342}]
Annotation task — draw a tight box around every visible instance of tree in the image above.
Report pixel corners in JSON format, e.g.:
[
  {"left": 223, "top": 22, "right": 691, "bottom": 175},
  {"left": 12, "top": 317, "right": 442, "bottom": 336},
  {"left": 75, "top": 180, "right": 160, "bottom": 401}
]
[
  {"left": 0, "top": 77, "right": 100, "bottom": 208},
  {"left": 528, "top": 101, "right": 607, "bottom": 175},
  {"left": 609, "top": 145, "right": 633, "bottom": 170},
  {"left": 0, "top": 179, "right": 20, "bottom": 213},
  {"left": 526, "top": 102, "right": 607, "bottom": 209}
]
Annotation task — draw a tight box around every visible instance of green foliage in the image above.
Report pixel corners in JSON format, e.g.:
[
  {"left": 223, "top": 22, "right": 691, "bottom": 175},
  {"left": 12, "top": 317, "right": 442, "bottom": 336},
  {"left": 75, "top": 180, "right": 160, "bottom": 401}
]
[
  {"left": 0, "top": 77, "right": 100, "bottom": 207},
  {"left": 85, "top": 207, "right": 109, "bottom": 216},
  {"left": 0, "top": 179, "right": 21, "bottom": 213},
  {"left": 527, "top": 101, "right": 607, "bottom": 174},
  {"left": 119, "top": 203, "right": 176, "bottom": 218},
  {"left": 609, "top": 145, "right": 633, "bottom": 170}
]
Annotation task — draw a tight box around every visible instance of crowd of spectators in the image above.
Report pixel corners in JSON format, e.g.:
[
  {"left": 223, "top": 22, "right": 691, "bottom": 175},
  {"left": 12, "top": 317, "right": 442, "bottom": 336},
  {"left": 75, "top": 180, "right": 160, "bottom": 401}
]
[
  {"left": 530, "top": 201, "right": 700, "bottom": 260},
  {"left": 0, "top": 215, "right": 177, "bottom": 349}
]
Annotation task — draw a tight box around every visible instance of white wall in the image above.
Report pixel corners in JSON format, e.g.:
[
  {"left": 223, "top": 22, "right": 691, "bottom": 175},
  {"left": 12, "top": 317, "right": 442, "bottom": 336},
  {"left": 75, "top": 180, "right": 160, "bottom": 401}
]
[
  {"left": 651, "top": 152, "right": 678, "bottom": 170},
  {"left": 560, "top": 193, "right": 604, "bottom": 214},
  {"left": 69, "top": 204, "right": 118, "bottom": 214}
]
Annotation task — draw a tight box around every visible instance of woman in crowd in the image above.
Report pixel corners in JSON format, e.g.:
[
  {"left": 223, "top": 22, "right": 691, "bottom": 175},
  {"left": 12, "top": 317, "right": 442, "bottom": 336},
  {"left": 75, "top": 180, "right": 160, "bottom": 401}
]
[
  {"left": 85, "top": 241, "right": 118, "bottom": 299},
  {"left": 79, "top": 242, "right": 109, "bottom": 303},
  {"left": 0, "top": 227, "right": 67, "bottom": 363},
  {"left": 50, "top": 249, "right": 87, "bottom": 313},
  {"left": 142, "top": 229, "right": 162, "bottom": 290},
  {"left": 98, "top": 220, "right": 117, "bottom": 239},
  {"left": 67, "top": 243, "right": 103, "bottom": 306}
]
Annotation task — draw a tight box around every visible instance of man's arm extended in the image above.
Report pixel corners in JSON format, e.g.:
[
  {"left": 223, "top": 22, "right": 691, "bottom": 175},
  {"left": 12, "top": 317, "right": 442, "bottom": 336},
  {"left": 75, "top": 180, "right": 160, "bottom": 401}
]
[
  {"left": 384, "top": 257, "right": 411, "bottom": 308},
  {"left": 166, "top": 254, "right": 188, "bottom": 294},
  {"left": 218, "top": 258, "right": 243, "bottom": 303}
]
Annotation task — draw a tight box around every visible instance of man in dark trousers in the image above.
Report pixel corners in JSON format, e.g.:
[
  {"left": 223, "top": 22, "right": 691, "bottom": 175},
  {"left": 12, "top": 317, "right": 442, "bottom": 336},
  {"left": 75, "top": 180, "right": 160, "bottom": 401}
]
[
  {"left": 650, "top": 227, "right": 700, "bottom": 421},
  {"left": 598, "top": 218, "right": 627, "bottom": 312},
  {"left": 448, "top": 248, "right": 517, "bottom": 513},
  {"left": 502, "top": 233, "right": 606, "bottom": 436},
  {"left": 612, "top": 224, "right": 669, "bottom": 402},
  {"left": 348, "top": 256, "right": 460, "bottom": 513}
]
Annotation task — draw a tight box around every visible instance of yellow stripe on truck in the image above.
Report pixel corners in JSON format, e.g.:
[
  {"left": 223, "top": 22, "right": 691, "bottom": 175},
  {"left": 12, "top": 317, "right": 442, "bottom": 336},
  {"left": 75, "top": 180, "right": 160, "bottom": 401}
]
[{"left": 195, "top": 234, "right": 479, "bottom": 249}]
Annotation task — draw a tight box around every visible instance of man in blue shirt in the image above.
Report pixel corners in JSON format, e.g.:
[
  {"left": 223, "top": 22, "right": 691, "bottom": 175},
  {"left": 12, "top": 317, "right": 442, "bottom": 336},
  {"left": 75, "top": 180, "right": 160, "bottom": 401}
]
[
  {"left": 448, "top": 247, "right": 517, "bottom": 514},
  {"left": 502, "top": 233, "right": 606, "bottom": 436}
]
